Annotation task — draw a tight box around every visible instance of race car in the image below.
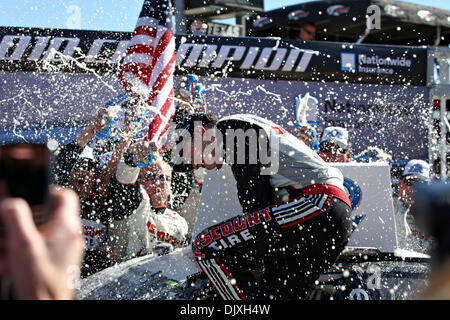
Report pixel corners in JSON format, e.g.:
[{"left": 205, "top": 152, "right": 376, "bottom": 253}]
[{"left": 77, "top": 162, "right": 432, "bottom": 300}]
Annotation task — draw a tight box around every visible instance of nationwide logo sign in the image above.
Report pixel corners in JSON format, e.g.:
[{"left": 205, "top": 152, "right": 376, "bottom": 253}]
[
  {"left": 359, "top": 54, "right": 412, "bottom": 68},
  {"left": 357, "top": 54, "right": 413, "bottom": 75},
  {"left": 340, "top": 52, "right": 413, "bottom": 76}
]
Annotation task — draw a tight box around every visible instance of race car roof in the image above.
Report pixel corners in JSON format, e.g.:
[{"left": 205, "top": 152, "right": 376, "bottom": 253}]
[{"left": 246, "top": 0, "right": 450, "bottom": 46}]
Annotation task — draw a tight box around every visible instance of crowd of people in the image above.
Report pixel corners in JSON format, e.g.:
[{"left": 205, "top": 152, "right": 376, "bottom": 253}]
[
  {"left": 0, "top": 73, "right": 447, "bottom": 300},
  {"left": 296, "top": 122, "right": 436, "bottom": 255},
  {"left": 50, "top": 101, "right": 197, "bottom": 277}
]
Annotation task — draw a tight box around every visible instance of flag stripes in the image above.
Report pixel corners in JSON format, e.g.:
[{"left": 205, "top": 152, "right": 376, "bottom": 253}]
[
  {"left": 273, "top": 194, "right": 330, "bottom": 228},
  {"left": 118, "top": 0, "right": 175, "bottom": 149},
  {"left": 196, "top": 258, "right": 245, "bottom": 300}
]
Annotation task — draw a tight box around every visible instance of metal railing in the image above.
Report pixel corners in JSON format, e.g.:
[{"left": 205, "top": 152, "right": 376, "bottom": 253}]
[{"left": 428, "top": 47, "right": 450, "bottom": 180}]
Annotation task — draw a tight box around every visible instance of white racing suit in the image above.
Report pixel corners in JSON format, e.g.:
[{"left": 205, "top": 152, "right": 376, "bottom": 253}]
[
  {"left": 189, "top": 114, "right": 353, "bottom": 300},
  {"left": 108, "top": 158, "right": 189, "bottom": 261}
]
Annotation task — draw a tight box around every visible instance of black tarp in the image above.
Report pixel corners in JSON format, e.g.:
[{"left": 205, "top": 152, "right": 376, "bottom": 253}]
[{"left": 246, "top": 0, "right": 450, "bottom": 46}]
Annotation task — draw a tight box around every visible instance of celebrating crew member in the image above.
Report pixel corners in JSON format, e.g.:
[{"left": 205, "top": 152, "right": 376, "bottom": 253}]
[
  {"left": 172, "top": 113, "right": 352, "bottom": 300},
  {"left": 317, "top": 126, "right": 353, "bottom": 163},
  {"left": 393, "top": 159, "right": 433, "bottom": 253},
  {"left": 164, "top": 76, "right": 208, "bottom": 231},
  {"left": 108, "top": 142, "right": 189, "bottom": 261},
  {"left": 52, "top": 108, "right": 142, "bottom": 277}
]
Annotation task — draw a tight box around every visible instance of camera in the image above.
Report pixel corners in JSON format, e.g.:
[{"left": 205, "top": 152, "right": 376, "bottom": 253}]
[{"left": 0, "top": 142, "right": 52, "bottom": 236}]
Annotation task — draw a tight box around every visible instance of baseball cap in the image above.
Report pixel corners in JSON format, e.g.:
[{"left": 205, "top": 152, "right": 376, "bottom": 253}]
[
  {"left": 320, "top": 126, "right": 349, "bottom": 149},
  {"left": 402, "top": 159, "right": 430, "bottom": 181}
]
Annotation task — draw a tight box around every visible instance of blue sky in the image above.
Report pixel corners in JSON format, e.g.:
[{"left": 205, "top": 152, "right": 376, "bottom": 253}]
[{"left": 0, "top": 0, "right": 449, "bottom": 31}]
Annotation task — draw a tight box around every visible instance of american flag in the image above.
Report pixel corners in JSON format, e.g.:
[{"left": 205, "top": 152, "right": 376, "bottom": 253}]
[{"left": 118, "top": 0, "right": 176, "bottom": 149}]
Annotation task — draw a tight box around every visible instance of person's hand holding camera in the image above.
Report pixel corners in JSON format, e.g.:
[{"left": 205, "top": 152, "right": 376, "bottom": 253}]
[{"left": 0, "top": 187, "right": 84, "bottom": 300}]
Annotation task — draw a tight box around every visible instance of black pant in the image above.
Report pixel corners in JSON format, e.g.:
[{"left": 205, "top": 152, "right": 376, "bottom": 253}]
[{"left": 192, "top": 194, "right": 352, "bottom": 300}]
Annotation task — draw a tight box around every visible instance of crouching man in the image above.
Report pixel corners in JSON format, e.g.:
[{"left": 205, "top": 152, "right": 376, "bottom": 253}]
[{"left": 172, "top": 113, "right": 352, "bottom": 300}]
